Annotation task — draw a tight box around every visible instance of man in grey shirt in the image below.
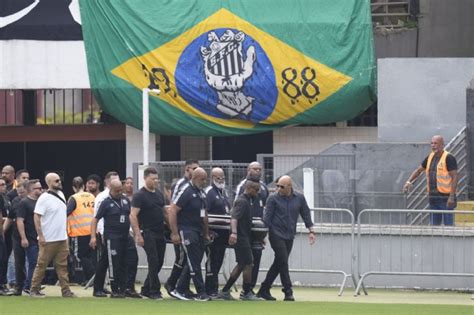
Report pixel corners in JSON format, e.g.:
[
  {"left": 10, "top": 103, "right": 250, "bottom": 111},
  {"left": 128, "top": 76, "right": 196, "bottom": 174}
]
[{"left": 257, "top": 175, "right": 315, "bottom": 301}]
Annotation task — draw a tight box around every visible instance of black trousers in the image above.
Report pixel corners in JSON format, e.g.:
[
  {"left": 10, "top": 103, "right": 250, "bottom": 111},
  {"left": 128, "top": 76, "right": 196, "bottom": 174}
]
[
  {"left": 126, "top": 235, "right": 138, "bottom": 291},
  {"left": 260, "top": 232, "right": 294, "bottom": 293},
  {"left": 251, "top": 247, "right": 262, "bottom": 290},
  {"left": 105, "top": 236, "right": 128, "bottom": 294},
  {"left": 176, "top": 229, "right": 205, "bottom": 294},
  {"left": 141, "top": 230, "right": 166, "bottom": 295},
  {"left": 166, "top": 244, "right": 186, "bottom": 289},
  {"left": 0, "top": 235, "right": 7, "bottom": 286},
  {"left": 71, "top": 235, "right": 96, "bottom": 282},
  {"left": 205, "top": 238, "right": 227, "bottom": 295},
  {"left": 0, "top": 229, "right": 13, "bottom": 286},
  {"left": 93, "top": 234, "right": 108, "bottom": 292}
]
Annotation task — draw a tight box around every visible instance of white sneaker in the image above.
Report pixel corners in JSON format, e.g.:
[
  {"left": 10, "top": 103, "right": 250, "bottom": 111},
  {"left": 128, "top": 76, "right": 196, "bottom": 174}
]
[{"left": 170, "top": 290, "right": 191, "bottom": 301}]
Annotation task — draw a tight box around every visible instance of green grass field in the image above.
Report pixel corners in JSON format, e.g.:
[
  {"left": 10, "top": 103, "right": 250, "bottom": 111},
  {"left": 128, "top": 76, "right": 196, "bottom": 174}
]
[{"left": 1, "top": 287, "right": 472, "bottom": 315}]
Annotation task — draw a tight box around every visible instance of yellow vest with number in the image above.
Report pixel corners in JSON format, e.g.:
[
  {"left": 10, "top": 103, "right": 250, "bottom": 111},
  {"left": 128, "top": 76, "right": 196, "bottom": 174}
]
[
  {"left": 425, "top": 150, "right": 452, "bottom": 194},
  {"left": 68, "top": 192, "right": 95, "bottom": 237}
]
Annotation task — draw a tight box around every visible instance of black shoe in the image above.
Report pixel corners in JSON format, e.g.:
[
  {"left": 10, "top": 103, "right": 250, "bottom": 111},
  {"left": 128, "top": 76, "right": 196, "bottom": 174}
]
[
  {"left": 164, "top": 283, "right": 174, "bottom": 297},
  {"left": 283, "top": 294, "right": 295, "bottom": 301},
  {"left": 184, "top": 288, "right": 197, "bottom": 299},
  {"left": 110, "top": 292, "right": 126, "bottom": 298},
  {"left": 124, "top": 289, "right": 142, "bottom": 298},
  {"left": 147, "top": 293, "right": 163, "bottom": 300},
  {"left": 194, "top": 292, "right": 210, "bottom": 301},
  {"left": 93, "top": 290, "right": 108, "bottom": 297},
  {"left": 13, "top": 289, "right": 22, "bottom": 296},
  {"left": 103, "top": 287, "right": 112, "bottom": 294},
  {"left": 257, "top": 288, "right": 276, "bottom": 301}
]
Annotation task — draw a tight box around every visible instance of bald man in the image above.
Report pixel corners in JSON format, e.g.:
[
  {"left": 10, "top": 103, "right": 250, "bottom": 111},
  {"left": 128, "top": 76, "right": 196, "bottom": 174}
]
[
  {"left": 30, "top": 173, "right": 75, "bottom": 298},
  {"left": 204, "top": 167, "right": 231, "bottom": 297},
  {"left": 258, "top": 175, "right": 315, "bottom": 301},
  {"left": 1, "top": 165, "right": 16, "bottom": 192},
  {"left": 168, "top": 167, "right": 210, "bottom": 301},
  {"left": 90, "top": 179, "right": 131, "bottom": 298},
  {"left": 403, "top": 135, "right": 458, "bottom": 226}
]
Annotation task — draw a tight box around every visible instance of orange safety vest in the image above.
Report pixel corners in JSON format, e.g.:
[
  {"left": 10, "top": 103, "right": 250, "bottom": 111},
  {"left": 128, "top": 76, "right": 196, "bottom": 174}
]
[
  {"left": 67, "top": 192, "right": 95, "bottom": 237},
  {"left": 425, "top": 150, "right": 452, "bottom": 194}
]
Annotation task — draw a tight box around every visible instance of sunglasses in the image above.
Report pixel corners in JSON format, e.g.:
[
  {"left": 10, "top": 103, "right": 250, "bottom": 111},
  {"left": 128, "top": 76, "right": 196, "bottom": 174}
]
[
  {"left": 214, "top": 177, "right": 225, "bottom": 180},
  {"left": 276, "top": 184, "right": 286, "bottom": 189}
]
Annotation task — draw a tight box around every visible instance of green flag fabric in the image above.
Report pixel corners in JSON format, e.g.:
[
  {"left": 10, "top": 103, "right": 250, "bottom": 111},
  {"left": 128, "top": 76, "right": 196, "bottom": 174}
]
[{"left": 79, "top": 0, "right": 376, "bottom": 136}]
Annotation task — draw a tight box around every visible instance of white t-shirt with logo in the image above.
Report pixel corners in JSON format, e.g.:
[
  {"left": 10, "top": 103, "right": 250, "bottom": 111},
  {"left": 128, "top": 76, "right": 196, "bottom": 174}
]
[{"left": 34, "top": 190, "right": 68, "bottom": 242}]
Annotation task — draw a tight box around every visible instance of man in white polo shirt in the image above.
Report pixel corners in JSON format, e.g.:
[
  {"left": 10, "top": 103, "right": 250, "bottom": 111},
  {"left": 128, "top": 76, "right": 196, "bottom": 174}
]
[{"left": 30, "top": 173, "right": 75, "bottom": 298}]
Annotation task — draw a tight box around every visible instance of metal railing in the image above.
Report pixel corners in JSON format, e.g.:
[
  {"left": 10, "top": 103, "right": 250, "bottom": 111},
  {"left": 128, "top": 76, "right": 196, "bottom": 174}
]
[
  {"left": 355, "top": 209, "right": 474, "bottom": 296},
  {"left": 406, "top": 127, "right": 469, "bottom": 224}
]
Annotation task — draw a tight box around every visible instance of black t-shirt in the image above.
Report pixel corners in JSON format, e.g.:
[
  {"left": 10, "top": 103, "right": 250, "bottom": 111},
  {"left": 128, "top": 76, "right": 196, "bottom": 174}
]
[
  {"left": 422, "top": 153, "right": 457, "bottom": 196},
  {"left": 235, "top": 179, "right": 269, "bottom": 218},
  {"left": 96, "top": 196, "right": 131, "bottom": 239},
  {"left": 7, "top": 189, "right": 18, "bottom": 202},
  {"left": 132, "top": 187, "right": 165, "bottom": 234},
  {"left": 175, "top": 183, "right": 206, "bottom": 233},
  {"left": 16, "top": 197, "right": 38, "bottom": 243},
  {"left": 0, "top": 194, "right": 11, "bottom": 217},
  {"left": 231, "top": 194, "right": 253, "bottom": 247}
]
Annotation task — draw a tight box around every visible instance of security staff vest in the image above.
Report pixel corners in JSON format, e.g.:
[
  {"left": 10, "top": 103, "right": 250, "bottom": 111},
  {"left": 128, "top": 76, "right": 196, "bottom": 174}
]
[
  {"left": 68, "top": 192, "right": 95, "bottom": 237},
  {"left": 426, "top": 150, "right": 452, "bottom": 194}
]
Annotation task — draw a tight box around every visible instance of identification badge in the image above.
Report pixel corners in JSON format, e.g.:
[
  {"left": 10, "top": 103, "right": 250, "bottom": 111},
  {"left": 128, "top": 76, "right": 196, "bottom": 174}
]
[
  {"left": 259, "top": 200, "right": 263, "bottom": 207},
  {"left": 200, "top": 209, "right": 206, "bottom": 218},
  {"left": 120, "top": 215, "right": 125, "bottom": 223}
]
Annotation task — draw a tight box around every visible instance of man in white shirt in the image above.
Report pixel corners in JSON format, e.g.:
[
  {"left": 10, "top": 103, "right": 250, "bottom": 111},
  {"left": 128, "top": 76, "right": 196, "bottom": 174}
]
[{"left": 29, "top": 173, "right": 75, "bottom": 298}]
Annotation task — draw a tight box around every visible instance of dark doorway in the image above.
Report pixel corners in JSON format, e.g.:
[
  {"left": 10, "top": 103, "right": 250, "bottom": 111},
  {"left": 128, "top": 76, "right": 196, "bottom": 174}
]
[
  {"left": 0, "top": 140, "right": 125, "bottom": 197},
  {"left": 212, "top": 132, "right": 273, "bottom": 163}
]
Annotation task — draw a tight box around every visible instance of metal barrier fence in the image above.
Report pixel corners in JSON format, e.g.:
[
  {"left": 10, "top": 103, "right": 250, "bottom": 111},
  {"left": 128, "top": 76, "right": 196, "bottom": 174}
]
[
  {"left": 133, "top": 208, "right": 356, "bottom": 296},
  {"left": 355, "top": 209, "right": 474, "bottom": 296}
]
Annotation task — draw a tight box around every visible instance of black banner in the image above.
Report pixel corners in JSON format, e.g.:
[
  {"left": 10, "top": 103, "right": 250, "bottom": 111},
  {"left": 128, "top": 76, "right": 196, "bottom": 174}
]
[{"left": 0, "top": 0, "right": 82, "bottom": 40}]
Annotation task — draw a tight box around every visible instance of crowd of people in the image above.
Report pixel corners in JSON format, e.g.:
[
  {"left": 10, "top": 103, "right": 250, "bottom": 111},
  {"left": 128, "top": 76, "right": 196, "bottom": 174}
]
[{"left": 0, "top": 160, "right": 316, "bottom": 301}]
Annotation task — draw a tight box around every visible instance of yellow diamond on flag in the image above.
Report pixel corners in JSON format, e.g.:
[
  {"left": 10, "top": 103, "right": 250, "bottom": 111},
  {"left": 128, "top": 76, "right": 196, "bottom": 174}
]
[{"left": 112, "top": 8, "right": 352, "bottom": 127}]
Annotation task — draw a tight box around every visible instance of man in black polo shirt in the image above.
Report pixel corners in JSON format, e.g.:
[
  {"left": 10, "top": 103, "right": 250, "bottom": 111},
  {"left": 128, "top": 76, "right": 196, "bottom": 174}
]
[
  {"left": 165, "top": 159, "right": 199, "bottom": 297},
  {"left": 90, "top": 179, "right": 130, "bottom": 298},
  {"left": 204, "top": 167, "right": 231, "bottom": 298},
  {"left": 234, "top": 161, "right": 269, "bottom": 295},
  {"left": 168, "top": 168, "right": 210, "bottom": 301},
  {"left": 258, "top": 175, "right": 316, "bottom": 301},
  {"left": 219, "top": 178, "right": 261, "bottom": 301},
  {"left": 130, "top": 167, "right": 166, "bottom": 299}
]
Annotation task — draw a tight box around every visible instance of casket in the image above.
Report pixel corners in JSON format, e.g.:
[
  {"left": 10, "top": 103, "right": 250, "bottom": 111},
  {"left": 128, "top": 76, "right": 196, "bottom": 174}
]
[{"left": 164, "top": 214, "right": 268, "bottom": 249}]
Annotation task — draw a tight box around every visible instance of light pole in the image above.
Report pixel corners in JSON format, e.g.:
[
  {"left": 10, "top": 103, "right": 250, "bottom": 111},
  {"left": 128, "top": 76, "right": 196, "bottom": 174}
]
[{"left": 142, "top": 88, "right": 160, "bottom": 167}]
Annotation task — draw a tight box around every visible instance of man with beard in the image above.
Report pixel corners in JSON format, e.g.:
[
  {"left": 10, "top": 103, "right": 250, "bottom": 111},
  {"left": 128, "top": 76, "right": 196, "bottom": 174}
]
[
  {"left": 204, "top": 167, "right": 231, "bottom": 298},
  {"left": 13, "top": 180, "right": 42, "bottom": 295},
  {"left": 30, "top": 173, "right": 75, "bottom": 298},
  {"left": 85, "top": 174, "right": 101, "bottom": 198}
]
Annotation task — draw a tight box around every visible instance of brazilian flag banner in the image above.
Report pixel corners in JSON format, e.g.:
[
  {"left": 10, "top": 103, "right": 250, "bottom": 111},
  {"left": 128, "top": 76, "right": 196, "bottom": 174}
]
[{"left": 79, "top": 0, "right": 376, "bottom": 136}]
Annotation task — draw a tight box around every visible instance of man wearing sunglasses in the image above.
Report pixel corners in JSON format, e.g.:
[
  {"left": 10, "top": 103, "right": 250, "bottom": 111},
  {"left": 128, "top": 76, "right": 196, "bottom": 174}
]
[
  {"left": 235, "top": 161, "right": 269, "bottom": 296},
  {"left": 30, "top": 173, "right": 75, "bottom": 298},
  {"left": 258, "top": 175, "right": 315, "bottom": 301}
]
